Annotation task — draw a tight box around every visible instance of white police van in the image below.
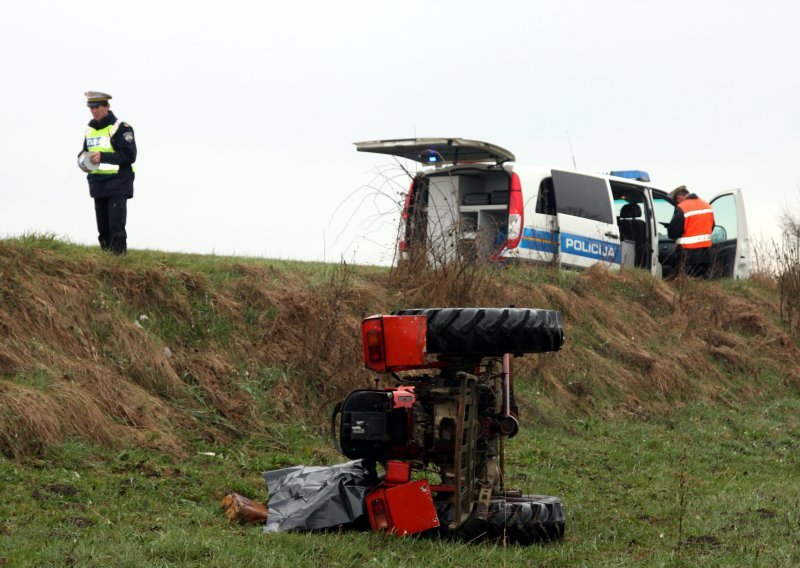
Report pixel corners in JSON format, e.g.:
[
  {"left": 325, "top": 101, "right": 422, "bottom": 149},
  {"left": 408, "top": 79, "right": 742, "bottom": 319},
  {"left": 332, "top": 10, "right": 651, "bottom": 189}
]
[{"left": 355, "top": 138, "right": 750, "bottom": 279}]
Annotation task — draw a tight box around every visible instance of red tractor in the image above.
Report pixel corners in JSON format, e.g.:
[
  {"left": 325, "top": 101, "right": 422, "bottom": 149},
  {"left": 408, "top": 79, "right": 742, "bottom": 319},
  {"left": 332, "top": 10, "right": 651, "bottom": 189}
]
[{"left": 333, "top": 307, "right": 565, "bottom": 544}]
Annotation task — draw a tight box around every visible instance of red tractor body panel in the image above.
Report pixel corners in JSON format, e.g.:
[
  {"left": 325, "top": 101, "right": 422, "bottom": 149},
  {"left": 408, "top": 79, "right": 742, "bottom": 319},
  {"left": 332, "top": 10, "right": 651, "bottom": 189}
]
[
  {"left": 366, "top": 480, "right": 440, "bottom": 536},
  {"left": 362, "top": 315, "right": 428, "bottom": 372},
  {"left": 384, "top": 460, "right": 412, "bottom": 484}
]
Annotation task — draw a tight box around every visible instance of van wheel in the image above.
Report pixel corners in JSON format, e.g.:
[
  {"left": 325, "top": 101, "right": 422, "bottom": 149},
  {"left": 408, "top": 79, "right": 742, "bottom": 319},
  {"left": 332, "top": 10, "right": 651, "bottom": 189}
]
[
  {"left": 393, "top": 308, "right": 563, "bottom": 355},
  {"left": 437, "top": 495, "right": 565, "bottom": 545}
]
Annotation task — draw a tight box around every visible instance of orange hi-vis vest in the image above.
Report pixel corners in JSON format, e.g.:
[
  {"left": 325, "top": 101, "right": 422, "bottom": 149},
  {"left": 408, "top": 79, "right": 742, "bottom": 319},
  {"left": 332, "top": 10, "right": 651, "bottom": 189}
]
[{"left": 677, "top": 198, "right": 714, "bottom": 249}]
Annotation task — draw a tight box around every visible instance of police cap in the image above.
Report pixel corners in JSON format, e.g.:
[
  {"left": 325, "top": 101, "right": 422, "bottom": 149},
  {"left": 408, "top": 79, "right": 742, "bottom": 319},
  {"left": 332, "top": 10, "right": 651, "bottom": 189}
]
[
  {"left": 85, "top": 91, "right": 112, "bottom": 107},
  {"left": 669, "top": 185, "right": 689, "bottom": 200}
]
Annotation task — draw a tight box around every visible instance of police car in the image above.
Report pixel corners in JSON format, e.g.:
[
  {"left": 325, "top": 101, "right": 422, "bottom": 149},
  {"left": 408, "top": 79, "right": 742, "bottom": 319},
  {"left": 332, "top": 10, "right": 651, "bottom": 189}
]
[{"left": 355, "top": 138, "right": 750, "bottom": 279}]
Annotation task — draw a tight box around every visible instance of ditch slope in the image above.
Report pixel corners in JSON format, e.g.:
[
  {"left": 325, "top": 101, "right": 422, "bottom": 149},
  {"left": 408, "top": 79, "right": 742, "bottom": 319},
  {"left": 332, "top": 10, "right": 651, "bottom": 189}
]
[{"left": 1, "top": 236, "right": 799, "bottom": 458}]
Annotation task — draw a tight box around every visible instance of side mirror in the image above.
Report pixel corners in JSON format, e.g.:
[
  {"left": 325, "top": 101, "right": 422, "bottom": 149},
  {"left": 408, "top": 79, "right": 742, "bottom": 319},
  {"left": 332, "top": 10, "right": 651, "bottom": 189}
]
[{"left": 711, "top": 225, "right": 727, "bottom": 243}]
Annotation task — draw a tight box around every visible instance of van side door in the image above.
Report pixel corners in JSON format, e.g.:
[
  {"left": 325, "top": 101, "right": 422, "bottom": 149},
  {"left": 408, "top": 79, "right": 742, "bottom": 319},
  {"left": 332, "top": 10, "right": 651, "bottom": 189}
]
[
  {"left": 710, "top": 189, "right": 750, "bottom": 279},
  {"left": 551, "top": 170, "right": 621, "bottom": 270}
]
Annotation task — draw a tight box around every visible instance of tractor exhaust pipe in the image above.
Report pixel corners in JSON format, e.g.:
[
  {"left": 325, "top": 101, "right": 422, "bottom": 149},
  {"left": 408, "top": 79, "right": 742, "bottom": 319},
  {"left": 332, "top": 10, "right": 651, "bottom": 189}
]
[{"left": 499, "top": 353, "right": 519, "bottom": 437}]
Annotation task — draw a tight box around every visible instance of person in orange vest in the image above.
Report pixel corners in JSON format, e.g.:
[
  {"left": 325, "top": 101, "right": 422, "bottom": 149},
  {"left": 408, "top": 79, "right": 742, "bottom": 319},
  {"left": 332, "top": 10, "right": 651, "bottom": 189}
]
[{"left": 667, "top": 186, "right": 716, "bottom": 278}]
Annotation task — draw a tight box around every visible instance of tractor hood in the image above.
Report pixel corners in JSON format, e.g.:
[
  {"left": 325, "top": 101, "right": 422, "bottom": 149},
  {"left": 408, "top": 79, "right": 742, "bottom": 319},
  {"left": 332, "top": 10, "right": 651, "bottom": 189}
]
[{"left": 354, "top": 138, "right": 516, "bottom": 165}]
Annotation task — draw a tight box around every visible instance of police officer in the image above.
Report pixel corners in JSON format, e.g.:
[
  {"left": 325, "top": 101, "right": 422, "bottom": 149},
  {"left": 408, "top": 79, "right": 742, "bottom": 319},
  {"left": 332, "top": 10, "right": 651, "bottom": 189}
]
[
  {"left": 667, "top": 186, "right": 715, "bottom": 278},
  {"left": 79, "top": 91, "right": 137, "bottom": 255}
]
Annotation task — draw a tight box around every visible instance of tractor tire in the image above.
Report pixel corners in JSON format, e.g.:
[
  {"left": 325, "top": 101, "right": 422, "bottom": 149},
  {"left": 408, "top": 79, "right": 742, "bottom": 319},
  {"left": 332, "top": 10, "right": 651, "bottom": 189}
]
[
  {"left": 394, "top": 308, "right": 563, "bottom": 355},
  {"left": 437, "top": 495, "right": 565, "bottom": 545}
]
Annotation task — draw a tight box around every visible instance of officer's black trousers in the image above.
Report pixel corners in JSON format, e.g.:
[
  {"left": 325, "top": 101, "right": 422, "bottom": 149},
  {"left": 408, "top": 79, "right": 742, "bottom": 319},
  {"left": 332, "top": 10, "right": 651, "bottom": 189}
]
[
  {"left": 94, "top": 196, "right": 128, "bottom": 255},
  {"left": 678, "top": 247, "right": 712, "bottom": 279}
]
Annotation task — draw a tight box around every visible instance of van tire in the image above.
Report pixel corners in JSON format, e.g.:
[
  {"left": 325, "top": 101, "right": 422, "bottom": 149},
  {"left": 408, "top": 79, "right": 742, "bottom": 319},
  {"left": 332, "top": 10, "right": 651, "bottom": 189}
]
[
  {"left": 437, "top": 495, "right": 565, "bottom": 545},
  {"left": 393, "top": 308, "right": 563, "bottom": 355}
]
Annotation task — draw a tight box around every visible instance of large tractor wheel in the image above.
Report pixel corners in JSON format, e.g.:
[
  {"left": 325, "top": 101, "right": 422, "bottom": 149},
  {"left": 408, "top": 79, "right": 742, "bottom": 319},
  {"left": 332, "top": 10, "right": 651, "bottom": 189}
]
[
  {"left": 394, "top": 308, "right": 563, "bottom": 355},
  {"left": 438, "top": 495, "right": 565, "bottom": 545}
]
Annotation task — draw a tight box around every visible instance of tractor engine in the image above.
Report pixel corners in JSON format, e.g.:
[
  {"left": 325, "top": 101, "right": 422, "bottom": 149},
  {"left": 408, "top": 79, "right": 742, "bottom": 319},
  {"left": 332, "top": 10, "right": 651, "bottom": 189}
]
[
  {"left": 336, "top": 386, "right": 429, "bottom": 463},
  {"left": 337, "top": 378, "right": 495, "bottom": 466}
]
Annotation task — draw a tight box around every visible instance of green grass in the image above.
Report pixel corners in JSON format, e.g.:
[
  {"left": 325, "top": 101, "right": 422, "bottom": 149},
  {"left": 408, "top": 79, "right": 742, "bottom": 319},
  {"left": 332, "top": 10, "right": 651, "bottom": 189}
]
[
  {"left": 1, "top": 368, "right": 53, "bottom": 391},
  {"left": 2, "top": 399, "right": 798, "bottom": 567},
  {"left": 3, "top": 233, "right": 388, "bottom": 279}
]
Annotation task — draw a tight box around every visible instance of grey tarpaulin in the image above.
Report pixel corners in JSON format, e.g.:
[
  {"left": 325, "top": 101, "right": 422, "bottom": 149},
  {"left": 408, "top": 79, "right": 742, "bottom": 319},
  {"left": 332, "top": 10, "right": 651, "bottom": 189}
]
[{"left": 263, "top": 460, "right": 378, "bottom": 533}]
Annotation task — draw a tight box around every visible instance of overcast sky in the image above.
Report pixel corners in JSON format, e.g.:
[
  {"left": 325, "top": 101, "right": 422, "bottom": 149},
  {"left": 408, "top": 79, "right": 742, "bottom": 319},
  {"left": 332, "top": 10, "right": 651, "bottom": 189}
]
[{"left": 1, "top": 0, "right": 798, "bottom": 265}]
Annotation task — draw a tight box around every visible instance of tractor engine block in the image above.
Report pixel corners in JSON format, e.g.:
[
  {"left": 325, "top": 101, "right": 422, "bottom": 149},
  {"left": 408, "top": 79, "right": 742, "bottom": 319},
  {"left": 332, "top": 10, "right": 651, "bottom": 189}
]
[{"left": 336, "top": 376, "right": 498, "bottom": 468}]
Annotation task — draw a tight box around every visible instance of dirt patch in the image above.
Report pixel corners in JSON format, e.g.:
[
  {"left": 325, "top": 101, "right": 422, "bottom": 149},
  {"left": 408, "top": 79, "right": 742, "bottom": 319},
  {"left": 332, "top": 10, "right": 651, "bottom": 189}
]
[
  {"left": 68, "top": 516, "right": 95, "bottom": 528},
  {"left": 756, "top": 507, "right": 777, "bottom": 519},
  {"left": 636, "top": 514, "right": 663, "bottom": 525},
  {"left": 684, "top": 535, "right": 721, "bottom": 547},
  {"left": 45, "top": 483, "right": 78, "bottom": 497}
]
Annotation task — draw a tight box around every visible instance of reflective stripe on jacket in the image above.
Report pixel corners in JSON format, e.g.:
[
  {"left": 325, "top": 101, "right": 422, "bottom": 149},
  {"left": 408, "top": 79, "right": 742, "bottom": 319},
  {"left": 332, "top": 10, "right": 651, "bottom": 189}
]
[
  {"left": 676, "top": 198, "right": 714, "bottom": 249},
  {"left": 85, "top": 120, "right": 122, "bottom": 174}
]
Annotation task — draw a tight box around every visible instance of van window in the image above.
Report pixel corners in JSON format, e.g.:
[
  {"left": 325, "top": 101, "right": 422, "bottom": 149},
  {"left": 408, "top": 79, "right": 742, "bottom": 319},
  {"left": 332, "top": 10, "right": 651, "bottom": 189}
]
[
  {"left": 536, "top": 177, "right": 556, "bottom": 215},
  {"left": 552, "top": 171, "right": 612, "bottom": 223},
  {"left": 610, "top": 182, "right": 649, "bottom": 221},
  {"left": 651, "top": 193, "right": 676, "bottom": 238},
  {"left": 711, "top": 193, "right": 738, "bottom": 241}
]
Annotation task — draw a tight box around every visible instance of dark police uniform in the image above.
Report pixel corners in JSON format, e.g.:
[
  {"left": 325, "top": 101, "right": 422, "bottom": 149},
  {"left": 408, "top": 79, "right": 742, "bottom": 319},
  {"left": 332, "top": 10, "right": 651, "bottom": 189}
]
[{"left": 79, "top": 91, "right": 137, "bottom": 255}]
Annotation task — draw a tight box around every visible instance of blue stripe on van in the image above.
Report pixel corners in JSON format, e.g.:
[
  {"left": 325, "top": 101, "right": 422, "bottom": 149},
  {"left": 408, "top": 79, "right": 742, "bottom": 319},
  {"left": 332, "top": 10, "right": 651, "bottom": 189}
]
[
  {"left": 520, "top": 228, "right": 557, "bottom": 254},
  {"left": 560, "top": 232, "right": 621, "bottom": 264}
]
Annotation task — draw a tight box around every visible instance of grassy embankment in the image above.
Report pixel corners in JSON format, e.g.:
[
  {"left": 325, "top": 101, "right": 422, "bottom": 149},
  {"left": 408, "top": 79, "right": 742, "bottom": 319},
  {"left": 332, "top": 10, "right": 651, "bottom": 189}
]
[{"left": 1, "top": 235, "right": 799, "bottom": 566}]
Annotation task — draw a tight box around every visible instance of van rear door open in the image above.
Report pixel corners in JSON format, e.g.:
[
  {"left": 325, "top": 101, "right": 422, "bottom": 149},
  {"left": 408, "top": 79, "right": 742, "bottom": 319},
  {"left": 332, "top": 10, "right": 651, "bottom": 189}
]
[
  {"left": 355, "top": 138, "right": 517, "bottom": 265},
  {"left": 551, "top": 170, "right": 622, "bottom": 270}
]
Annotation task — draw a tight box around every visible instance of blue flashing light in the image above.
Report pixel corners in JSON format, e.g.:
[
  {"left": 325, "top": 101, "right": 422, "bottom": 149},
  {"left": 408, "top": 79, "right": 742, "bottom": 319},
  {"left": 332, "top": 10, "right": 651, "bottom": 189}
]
[
  {"left": 421, "top": 149, "right": 441, "bottom": 164},
  {"left": 610, "top": 170, "right": 650, "bottom": 182}
]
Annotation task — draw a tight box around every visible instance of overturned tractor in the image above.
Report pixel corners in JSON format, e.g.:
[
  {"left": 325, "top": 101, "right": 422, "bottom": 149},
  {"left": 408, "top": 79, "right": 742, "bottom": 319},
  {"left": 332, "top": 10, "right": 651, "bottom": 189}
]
[{"left": 333, "top": 307, "right": 565, "bottom": 544}]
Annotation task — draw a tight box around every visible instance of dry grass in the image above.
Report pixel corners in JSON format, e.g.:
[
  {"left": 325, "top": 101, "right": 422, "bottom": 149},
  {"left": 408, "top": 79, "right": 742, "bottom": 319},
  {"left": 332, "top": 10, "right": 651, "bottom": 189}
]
[
  {"left": 389, "top": 259, "right": 506, "bottom": 307},
  {"left": 1, "top": 238, "right": 799, "bottom": 457}
]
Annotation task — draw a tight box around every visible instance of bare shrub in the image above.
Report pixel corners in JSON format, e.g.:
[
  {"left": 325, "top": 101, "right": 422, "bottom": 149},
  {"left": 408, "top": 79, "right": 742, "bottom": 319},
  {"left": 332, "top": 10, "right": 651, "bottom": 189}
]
[
  {"left": 753, "top": 192, "right": 800, "bottom": 338},
  {"left": 391, "top": 258, "right": 504, "bottom": 308},
  {"left": 298, "top": 259, "right": 367, "bottom": 402},
  {"left": 775, "top": 234, "right": 800, "bottom": 337},
  {"left": 389, "top": 199, "right": 520, "bottom": 307},
  {"left": 385, "top": 164, "right": 530, "bottom": 307},
  {"left": 750, "top": 238, "right": 775, "bottom": 278}
]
